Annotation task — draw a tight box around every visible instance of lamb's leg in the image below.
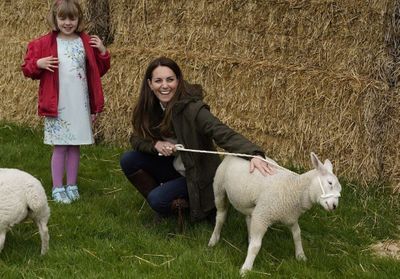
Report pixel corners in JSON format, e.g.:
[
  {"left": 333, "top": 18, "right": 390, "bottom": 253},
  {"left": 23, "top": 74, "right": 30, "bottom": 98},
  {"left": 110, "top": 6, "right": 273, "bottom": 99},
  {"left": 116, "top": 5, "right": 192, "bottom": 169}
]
[
  {"left": 240, "top": 218, "right": 268, "bottom": 276},
  {"left": 246, "top": 215, "right": 251, "bottom": 243},
  {"left": 0, "top": 231, "right": 6, "bottom": 253},
  {"left": 208, "top": 188, "right": 228, "bottom": 247},
  {"left": 290, "top": 221, "right": 306, "bottom": 261},
  {"left": 37, "top": 219, "right": 49, "bottom": 255},
  {"left": 32, "top": 213, "right": 50, "bottom": 256}
]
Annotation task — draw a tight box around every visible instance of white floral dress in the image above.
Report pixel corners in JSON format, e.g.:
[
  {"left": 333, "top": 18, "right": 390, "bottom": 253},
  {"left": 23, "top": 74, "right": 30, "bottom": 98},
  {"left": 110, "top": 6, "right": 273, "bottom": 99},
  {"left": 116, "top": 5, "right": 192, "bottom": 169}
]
[{"left": 44, "top": 37, "right": 94, "bottom": 145}]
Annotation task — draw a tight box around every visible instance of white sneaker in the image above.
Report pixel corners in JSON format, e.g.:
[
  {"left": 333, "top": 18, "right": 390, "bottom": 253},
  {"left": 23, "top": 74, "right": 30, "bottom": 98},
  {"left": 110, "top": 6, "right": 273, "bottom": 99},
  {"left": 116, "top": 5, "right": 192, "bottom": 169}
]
[{"left": 52, "top": 187, "right": 71, "bottom": 204}]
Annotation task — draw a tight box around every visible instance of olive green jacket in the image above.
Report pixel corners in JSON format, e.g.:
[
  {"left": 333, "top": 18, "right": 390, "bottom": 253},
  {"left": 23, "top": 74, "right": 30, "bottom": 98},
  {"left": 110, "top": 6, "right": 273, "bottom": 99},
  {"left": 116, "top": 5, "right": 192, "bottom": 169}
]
[{"left": 130, "top": 84, "right": 265, "bottom": 221}]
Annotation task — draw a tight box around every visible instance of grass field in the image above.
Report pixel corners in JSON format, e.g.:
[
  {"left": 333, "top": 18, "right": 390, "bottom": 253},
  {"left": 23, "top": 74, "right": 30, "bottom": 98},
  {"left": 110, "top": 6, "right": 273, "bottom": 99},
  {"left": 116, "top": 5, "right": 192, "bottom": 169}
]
[{"left": 0, "top": 122, "right": 399, "bottom": 278}]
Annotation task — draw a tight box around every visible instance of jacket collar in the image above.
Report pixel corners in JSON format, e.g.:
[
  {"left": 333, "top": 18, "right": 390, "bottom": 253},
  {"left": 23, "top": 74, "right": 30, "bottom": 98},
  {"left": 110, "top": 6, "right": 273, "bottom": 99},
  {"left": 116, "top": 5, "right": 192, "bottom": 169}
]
[
  {"left": 173, "top": 81, "right": 204, "bottom": 113},
  {"left": 50, "top": 31, "right": 58, "bottom": 46}
]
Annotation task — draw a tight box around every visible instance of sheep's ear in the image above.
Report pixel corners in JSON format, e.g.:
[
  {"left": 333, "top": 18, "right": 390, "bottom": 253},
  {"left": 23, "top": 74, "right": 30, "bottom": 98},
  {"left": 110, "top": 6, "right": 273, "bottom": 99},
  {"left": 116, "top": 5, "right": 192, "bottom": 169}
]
[
  {"left": 310, "top": 152, "right": 323, "bottom": 170},
  {"left": 324, "top": 159, "right": 333, "bottom": 173}
]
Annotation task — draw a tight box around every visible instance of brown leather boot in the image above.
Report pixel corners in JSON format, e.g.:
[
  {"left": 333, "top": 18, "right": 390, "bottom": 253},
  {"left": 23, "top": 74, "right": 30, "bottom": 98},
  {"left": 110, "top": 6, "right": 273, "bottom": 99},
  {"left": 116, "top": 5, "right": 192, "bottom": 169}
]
[
  {"left": 171, "top": 198, "right": 189, "bottom": 233},
  {"left": 126, "top": 169, "right": 158, "bottom": 198}
]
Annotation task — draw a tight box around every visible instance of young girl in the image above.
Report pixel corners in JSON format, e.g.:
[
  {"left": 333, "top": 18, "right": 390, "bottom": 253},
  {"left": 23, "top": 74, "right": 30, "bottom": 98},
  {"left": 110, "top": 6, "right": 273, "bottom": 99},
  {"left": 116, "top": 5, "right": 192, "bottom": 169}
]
[{"left": 22, "top": 0, "right": 110, "bottom": 204}]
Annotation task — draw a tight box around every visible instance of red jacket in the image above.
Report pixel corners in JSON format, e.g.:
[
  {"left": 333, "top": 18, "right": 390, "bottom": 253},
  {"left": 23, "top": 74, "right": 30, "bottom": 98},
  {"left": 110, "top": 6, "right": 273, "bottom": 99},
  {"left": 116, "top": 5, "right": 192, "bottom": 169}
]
[{"left": 22, "top": 31, "right": 110, "bottom": 117}]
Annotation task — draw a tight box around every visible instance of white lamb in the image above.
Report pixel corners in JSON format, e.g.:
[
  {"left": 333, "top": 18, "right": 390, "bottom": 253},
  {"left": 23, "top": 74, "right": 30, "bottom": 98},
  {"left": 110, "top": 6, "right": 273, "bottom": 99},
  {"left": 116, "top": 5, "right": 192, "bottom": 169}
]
[
  {"left": 0, "top": 168, "right": 50, "bottom": 255},
  {"left": 208, "top": 152, "right": 342, "bottom": 275}
]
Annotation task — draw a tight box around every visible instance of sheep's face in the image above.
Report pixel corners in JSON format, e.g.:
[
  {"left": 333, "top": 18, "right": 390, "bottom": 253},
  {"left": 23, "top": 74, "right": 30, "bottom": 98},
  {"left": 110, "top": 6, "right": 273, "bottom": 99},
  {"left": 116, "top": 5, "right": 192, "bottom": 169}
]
[
  {"left": 317, "top": 173, "right": 342, "bottom": 211},
  {"left": 310, "top": 152, "right": 342, "bottom": 212}
]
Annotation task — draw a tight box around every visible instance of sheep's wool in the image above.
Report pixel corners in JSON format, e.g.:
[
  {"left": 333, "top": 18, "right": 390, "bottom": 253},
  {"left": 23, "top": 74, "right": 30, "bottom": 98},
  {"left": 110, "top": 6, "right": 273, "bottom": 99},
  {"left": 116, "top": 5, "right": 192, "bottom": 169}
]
[{"left": 0, "top": 168, "right": 50, "bottom": 255}]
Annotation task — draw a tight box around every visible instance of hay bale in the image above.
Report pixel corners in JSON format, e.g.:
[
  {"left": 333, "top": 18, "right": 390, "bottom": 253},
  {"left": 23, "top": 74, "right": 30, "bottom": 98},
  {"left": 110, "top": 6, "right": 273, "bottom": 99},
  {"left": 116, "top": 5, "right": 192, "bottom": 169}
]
[
  {"left": 85, "top": 0, "right": 114, "bottom": 46},
  {"left": 0, "top": 0, "right": 399, "bottom": 190}
]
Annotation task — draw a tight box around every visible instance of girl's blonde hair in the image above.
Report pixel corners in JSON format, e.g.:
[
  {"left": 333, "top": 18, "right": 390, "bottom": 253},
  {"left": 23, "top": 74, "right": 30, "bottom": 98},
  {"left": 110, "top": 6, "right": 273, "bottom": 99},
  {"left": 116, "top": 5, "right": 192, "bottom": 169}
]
[{"left": 48, "top": 0, "right": 84, "bottom": 32}]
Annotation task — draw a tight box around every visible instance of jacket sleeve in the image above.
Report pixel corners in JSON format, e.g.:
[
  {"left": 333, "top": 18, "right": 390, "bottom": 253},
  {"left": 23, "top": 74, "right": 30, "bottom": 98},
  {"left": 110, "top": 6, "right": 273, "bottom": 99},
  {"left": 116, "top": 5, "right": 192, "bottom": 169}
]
[
  {"left": 94, "top": 48, "right": 110, "bottom": 77},
  {"left": 21, "top": 41, "right": 43, "bottom": 80},
  {"left": 129, "top": 134, "right": 158, "bottom": 155},
  {"left": 195, "top": 105, "right": 265, "bottom": 158}
]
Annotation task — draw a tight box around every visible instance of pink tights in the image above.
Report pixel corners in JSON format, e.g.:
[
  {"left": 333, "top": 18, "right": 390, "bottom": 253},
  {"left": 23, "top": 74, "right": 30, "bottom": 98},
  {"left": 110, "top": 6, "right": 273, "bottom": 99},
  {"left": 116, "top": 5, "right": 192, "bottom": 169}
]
[{"left": 51, "top": 145, "right": 80, "bottom": 188}]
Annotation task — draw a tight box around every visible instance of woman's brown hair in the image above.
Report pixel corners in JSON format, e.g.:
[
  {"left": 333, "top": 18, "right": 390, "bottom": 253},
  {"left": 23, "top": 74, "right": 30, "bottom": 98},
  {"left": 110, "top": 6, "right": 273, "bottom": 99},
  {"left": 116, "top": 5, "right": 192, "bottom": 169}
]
[{"left": 48, "top": 0, "right": 84, "bottom": 32}]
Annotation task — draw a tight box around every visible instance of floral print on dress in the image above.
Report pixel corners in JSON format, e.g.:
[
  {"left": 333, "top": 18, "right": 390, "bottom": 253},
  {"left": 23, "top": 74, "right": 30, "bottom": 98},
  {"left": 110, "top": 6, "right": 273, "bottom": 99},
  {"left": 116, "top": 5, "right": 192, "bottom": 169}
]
[
  {"left": 44, "top": 117, "right": 76, "bottom": 144},
  {"left": 64, "top": 39, "right": 87, "bottom": 82}
]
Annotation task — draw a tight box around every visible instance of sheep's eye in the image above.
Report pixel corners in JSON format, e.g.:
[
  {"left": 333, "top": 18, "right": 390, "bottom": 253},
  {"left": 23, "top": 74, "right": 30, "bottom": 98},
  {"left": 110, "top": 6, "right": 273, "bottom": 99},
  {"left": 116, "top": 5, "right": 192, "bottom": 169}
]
[{"left": 328, "top": 181, "right": 332, "bottom": 186}]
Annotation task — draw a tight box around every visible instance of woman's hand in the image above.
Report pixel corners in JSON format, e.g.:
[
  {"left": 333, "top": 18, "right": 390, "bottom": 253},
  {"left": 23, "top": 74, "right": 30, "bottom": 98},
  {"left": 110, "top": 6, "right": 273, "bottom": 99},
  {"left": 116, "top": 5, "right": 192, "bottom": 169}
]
[
  {"left": 155, "top": 141, "right": 176, "bottom": 156},
  {"left": 37, "top": 56, "right": 58, "bottom": 72},
  {"left": 89, "top": 35, "right": 107, "bottom": 55},
  {"left": 249, "top": 156, "right": 275, "bottom": 176}
]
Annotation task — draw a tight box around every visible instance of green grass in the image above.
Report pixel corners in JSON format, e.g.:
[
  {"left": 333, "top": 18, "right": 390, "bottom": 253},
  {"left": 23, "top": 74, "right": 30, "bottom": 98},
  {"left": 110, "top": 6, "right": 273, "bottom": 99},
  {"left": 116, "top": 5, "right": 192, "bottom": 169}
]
[{"left": 0, "top": 122, "right": 399, "bottom": 278}]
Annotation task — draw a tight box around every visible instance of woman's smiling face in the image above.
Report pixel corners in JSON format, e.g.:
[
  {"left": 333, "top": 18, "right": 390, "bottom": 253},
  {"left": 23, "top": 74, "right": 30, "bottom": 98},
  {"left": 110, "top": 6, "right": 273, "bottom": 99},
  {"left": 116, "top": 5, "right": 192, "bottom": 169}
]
[{"left": 148, "top": 66, "right": 179, "bottom": 107}]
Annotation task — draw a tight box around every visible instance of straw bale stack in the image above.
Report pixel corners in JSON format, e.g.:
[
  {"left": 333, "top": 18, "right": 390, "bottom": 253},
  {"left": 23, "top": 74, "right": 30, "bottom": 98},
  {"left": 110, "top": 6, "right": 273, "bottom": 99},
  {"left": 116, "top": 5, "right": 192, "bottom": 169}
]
[
  {"left": 0, "top": 0, "right": 49, "bottom": 125},
  {"left": 382, "top": 0, "right": 400, "bottom": 192},
  {"left": 0, "top": 0, "right": 399, "bottom": 190},
  {"left": 85, "top": 0, "right": 114, "bottom": 46}
]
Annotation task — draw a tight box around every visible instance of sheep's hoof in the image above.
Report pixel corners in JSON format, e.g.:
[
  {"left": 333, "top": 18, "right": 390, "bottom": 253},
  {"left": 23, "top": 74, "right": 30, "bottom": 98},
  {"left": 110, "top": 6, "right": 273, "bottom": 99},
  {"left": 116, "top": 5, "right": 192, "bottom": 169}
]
[
  {"left": 239, "top": 267, "right": 250, "bottom": 277},
  {"left": 41, "top": 247, "right": 48, "bottom": 256},
  {"left": 296, "top": 253, "right": 307, "bottom": 261},
  {"left": 208, "top": 236, "right": 218, "bottom": 247}
]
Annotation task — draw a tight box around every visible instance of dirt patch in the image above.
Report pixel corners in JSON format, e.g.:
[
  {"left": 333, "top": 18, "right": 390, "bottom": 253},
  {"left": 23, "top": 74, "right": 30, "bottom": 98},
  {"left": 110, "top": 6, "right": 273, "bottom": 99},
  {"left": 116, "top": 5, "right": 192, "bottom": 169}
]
[{"left": 371, "top": 240, "right": 400, "bottom": 260}]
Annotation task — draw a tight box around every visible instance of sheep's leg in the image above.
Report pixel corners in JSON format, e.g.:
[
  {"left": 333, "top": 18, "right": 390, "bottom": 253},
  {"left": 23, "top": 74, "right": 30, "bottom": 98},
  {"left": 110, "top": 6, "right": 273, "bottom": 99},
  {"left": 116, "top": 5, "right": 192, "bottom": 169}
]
[
  {"left": 34, "top": 217, "right": 49, "bottom": 255},
  {"left": 0, "top": 231, "right": 6, "bottom": 253},
  {"left": 240, "top": 218, "right": 268, "bottom": 276},
  {"left": 246, "top": 215, "right": 251, "bottom": 243},
  {"left": 290, "top": 221, "right": 306, "bottom": 261},
  {"left": 208, "top": 189, "right": 228, "bottom": 247}
]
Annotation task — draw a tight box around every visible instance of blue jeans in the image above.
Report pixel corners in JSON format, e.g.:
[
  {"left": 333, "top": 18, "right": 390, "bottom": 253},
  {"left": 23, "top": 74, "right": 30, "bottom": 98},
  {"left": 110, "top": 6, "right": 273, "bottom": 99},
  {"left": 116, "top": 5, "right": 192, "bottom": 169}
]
[{"left": 120, "top": 151, "right": 188, "bottom": 215}]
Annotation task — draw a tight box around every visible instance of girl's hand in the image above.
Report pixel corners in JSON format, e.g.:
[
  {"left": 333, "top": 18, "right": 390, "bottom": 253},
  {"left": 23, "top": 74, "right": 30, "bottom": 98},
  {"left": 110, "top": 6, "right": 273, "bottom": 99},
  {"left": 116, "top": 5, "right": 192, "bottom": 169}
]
[
  {"left": 155, "top": 141, "right": 176, "bottom": 156},
  {"left": 250, "top": 156, "right": 275, "bottom": 176},
  {"left": 91, "top": 114, "right": 97, "bottom": 123},
  {"left": 89, "top": 35, "right": 107, "bottom": 55},
  {"left": 37, "top": 56, "right": 58, "bottom": 72}
]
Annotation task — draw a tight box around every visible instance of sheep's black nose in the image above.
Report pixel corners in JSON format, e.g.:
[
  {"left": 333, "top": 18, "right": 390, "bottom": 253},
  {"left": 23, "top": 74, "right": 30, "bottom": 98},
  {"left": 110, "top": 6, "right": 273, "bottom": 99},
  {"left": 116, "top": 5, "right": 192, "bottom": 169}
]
[{"left": 333, "top": 204, "right": 337, "bottom": 210}]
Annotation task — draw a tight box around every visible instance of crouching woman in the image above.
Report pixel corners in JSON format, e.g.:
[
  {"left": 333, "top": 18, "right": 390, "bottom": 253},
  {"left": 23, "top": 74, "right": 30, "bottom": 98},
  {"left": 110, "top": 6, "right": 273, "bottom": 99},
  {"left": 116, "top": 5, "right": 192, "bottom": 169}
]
[{"left": 120, "top": 57, "right": 274, "bottom": 222}]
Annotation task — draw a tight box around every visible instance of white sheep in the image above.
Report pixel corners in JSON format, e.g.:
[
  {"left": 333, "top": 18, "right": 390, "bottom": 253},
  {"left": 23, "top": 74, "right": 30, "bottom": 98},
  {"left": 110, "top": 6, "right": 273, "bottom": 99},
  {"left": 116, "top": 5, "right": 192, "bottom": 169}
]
[
  {"left": 208, "top": 152, "right": 342, "bottom": 275},
  {"left": 0, "top": 168, "right": 50, "bottom": 255}
]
